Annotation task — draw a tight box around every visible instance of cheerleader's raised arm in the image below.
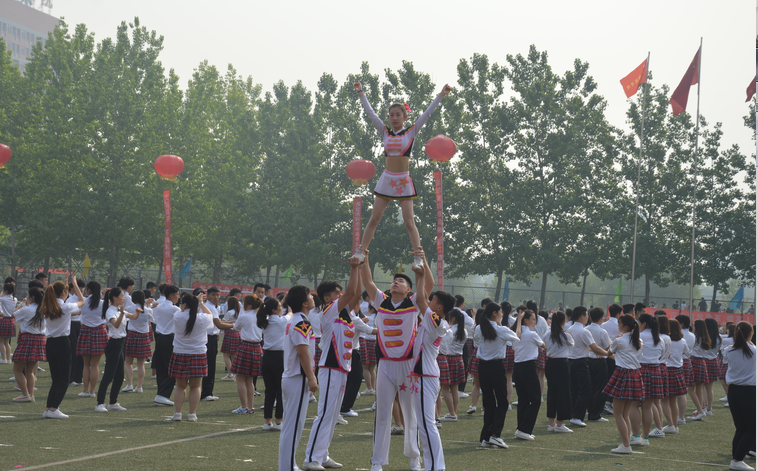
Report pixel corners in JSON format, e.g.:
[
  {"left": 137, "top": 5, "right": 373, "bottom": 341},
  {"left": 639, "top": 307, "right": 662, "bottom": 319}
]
[{"left": 353, "top": 81, "right": 451, "bottom": 267}]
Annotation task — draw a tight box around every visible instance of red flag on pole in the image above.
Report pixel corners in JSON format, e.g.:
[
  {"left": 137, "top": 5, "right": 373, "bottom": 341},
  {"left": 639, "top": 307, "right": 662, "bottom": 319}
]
[
  {"left": 163, "top": 190, "right": 173, "bottom": 284},
  {"left": 670, "top": 46, "right": 701, "bottom": 116},
  {"left": 746, "top": 76, "right": 756, "bottom": 102},
  {"left": 620, "top": 58, "right": 648, "bottom": 98}
]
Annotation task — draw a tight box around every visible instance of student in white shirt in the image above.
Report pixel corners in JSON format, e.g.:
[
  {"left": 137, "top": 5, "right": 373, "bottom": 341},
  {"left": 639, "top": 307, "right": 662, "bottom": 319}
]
[
  {"left": 440, "top": 308, "right": 467, "bottom": 422},
  {"left": 278, "top": 285, "right": 318, "bottom": 471},
  {"left": 169, "top": 293, "right": 214, "bottom": 421},
  {"left": 455, "top": 295, "right": 474, "bottom": 398},
  {"left": 542, "top": 311, "right": 575, "bottom": 433},
  {"left": 475, "top": 303, "right": 521, "bottom": 449},
  {"left": 702, "top": 318, "right": 722, "bottom": 415},
  {"left": 230, "top": 295, "right": 264, "bottom": 414},
  {"left": 0, "top": 282, "right": 17, "bottom": 363},
  {"left": 719, "top": 323, "right": 736, "bottom": 402},
  {"left": 602, "top": 304, "right": 623, "bottom": 414},
  {"left": 585, "top": 308, "right": 611, "bottom": 423},
  {"left": 220, "top": 292, "right": 243, "bottom": 380},
  {"left": 360, "top": 302, "right": 378, "bottom": 396},
  {"left": 258, "top": 297, "right": 287, "bottom": 429},
  {"left": 153, "top": 285, "right": 181, "bottom": 406},
  {"left": 11, "top": 287, "right": 45, "bottom": 402},
  {"left": 603, "top": 314, "right": 643, "bottom": 454},
  {"left": 41, "top": 279, "right": 86, "bottom": 419},
  {"left": 95, "top": 287, "right": 141, "bottom": 413},
  {"left": 689, "top": 319, "right": 717, "bottom": 420},
  {"left": 512, "top": 309, "right": 546, "bottom": 441},
  {"left": 123, "top": 290, "right": 153, "bottom": 393},
  {"left": 76, "top": 281, "right": 107, "bottom": 398},
  {"left": 662, "top": 319, "right": 689, "bottom": 434},
  {"left": 649, "top": 314, "right": 672, "bottom": 437},
  {"left": 676, "top": 314, "right": 697, "bottom": 424},
  {"left": 722, "top": 322, "right": 756, "bottom": 471},
  {"left": 629, "top": 313, "right": 664, "bottom": 445}
]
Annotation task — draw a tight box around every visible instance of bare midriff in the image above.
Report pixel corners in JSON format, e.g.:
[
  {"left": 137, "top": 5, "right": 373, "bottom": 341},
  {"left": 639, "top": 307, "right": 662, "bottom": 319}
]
[{"left": 385, "top": 155, "right": 410, "bottom": 173}]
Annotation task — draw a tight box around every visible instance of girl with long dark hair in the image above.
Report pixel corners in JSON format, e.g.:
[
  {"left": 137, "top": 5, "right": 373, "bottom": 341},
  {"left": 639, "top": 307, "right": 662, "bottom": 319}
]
[
  {"left": 76, "top": 281, "right": 106, "bottom": 397},
  {"left": 0, "top": 282, "right": 17, "bottom": 363},
  {"left": 122, "top": 289, "right": 152, "bottom": 393},
  {"left": 542, "top": 311, "right": 574, "bottom": 433},
  {"left": 11, "top": 287, "right": 45, "bottom": 402},
  {"left": 689, "top": 319, "right": 713, "bottom": 420},
  {"left": 220, "top": 295, "right": 242, "bottom": 381},
  {"left": 440, "top": 308, "right": 466, "bottom": 421},
  {"left": 702, "top": 318, "right": 722, "bottom": 415},
  {"left": 230, "top": 295, "right": 264, "bottom": 414},
  {"left": 723, "top": 322, "right": 755, "bottom": 471},
  {"left": 662, "top": 319, "right": 689, "bottom": 434},
  {"left": 628, "top": 313, "right": 664, "bottom": 445},
  {"left": 257, "top": 297, "right": 286, "bottom": 429},
  {"left": 512, "top": 309, "right": 546, "bottom": 440}
]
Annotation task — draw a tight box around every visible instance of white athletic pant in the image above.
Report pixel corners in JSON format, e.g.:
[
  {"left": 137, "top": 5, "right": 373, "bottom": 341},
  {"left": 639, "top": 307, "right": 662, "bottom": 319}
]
[
  {"left": 304, "top": 367, "right": 347, "bottom": 465},
  {"left": 279, "top": 375, "right": 310, "bottom": 471},
  {"left": 372, "top": 359, "right": 420, "bottom": 466},
  {"left": 414, "top": 375, "right": 445, "bottom": 471}
]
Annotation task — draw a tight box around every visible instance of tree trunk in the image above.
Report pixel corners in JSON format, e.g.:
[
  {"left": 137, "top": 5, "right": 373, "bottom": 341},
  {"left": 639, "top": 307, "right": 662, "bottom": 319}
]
[
  {"left": 539, "top": 270, "right": 548, "bottom": 312},
  {"left": 579, "top": 270, "right": 588, "bottom": 307},
  {"left": 108, "top": 243, "right": 116, "bottom": 288},
  {"left": 43, "top": 256, "right": 50, "bottom": 277},
  {"left": 644, "top": 276, "right": 650, "bottom": 306},
  {"left": 212, "top": 255, "right": 223, "bottom": 284},
  {"left": 274, "top": 266, "right": 280, "bottom": 289},
  {"left": 265, "top": 265, "right": 271, "bottom": 285},
  {"left": 67, "top": 251, "right": 72, "bottom": 278},
  {"left": 710, "top": 285, "right": 718, "bottom": 312},
  {"left": 10, "top": 221, "right": 16, "bottom": 279},
  {"left": 156, "top": 257, "right": 163, "bottom": 285},
  {"left": 494, "top": 269, "right": 503, "bottom": 303}
]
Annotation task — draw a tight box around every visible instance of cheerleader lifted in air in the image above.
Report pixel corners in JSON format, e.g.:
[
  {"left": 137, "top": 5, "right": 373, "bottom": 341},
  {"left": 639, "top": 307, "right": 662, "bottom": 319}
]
[{"left": 354, "top": 81, "right": 451, "bottom": 268}]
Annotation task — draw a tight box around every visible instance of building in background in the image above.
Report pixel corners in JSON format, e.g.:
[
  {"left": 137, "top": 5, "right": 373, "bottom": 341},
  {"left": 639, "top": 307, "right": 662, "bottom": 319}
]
[{"left": 0, "top": 0, "right": 58, "bottom": 73}]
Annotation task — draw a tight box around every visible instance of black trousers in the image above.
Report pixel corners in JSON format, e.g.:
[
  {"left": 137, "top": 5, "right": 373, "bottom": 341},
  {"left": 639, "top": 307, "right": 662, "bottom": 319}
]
[
  {"left": 97, "top": 337, "right": 125, "bottom": 405},
  {"left": 153, "top": 332, "right": 176, "bottom": 398},
  {"left": 201, "top": 335, "right": 218, "bottom": 399},
  {"left": 458, "top": 343, "right": 469, "bottom": 392},
  {"left": 513, "top": 360, "right": 541, "bottom": 434},
  {"left": 728, "top": 384, "right": 756, "bottom": 461},
  {"left": 479, "top": 358, "right": 509, "bottom": 442},
  {"left": 45, "top": 337, "right": 71, "bottom": 409},
  {"left": 587, "top": 358, "right": 608, "bottom": 420},
  {"left": 341, "top": 350, "right": 363, "bottom": 413},
  {"left": 261, "top": 349, "right": 283, "bottom": 419},
  {"left": 545, "top": 357, "right": 572, "bottom": 421},
  {"left": 569, "top": 358, "right": 591, "bottom": 421},
  {"left": 68, "top": 321, "right": 83, "bottom": 383}
]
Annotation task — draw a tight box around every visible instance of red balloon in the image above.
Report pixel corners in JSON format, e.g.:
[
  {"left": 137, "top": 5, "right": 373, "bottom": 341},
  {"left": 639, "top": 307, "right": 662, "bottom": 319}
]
[
  {"left": 425, "top": 134, "right": 456, "bottom": 162},
  {"left": 346, "top": 159, "right": 376, "bottom": 186},
  {"left": 0, "top": 144, "right": 11, "bottom": 168},
  {"left": 154, "top": 154, "right": 184, "bottom": 181}
]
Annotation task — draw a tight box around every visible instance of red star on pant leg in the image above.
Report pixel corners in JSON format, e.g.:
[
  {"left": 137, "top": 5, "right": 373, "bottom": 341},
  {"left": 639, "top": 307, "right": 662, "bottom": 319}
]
[{"left": 399, "top": 383, "right": 407, "bottom": 392}]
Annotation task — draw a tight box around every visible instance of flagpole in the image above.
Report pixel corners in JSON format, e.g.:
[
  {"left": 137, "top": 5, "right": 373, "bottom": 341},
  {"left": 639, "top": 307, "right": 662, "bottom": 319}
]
[
  {"left": 688, "top": 38, "right": 703, "bottom": 320},
  {"left": 630, "top": 52, "right": 650, "bottom": 304}
]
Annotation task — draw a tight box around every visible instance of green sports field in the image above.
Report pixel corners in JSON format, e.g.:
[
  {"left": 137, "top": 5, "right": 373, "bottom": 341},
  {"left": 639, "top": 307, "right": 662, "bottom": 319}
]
[{"left": 0, "top": 359, "right": 742, "bottom": 470}]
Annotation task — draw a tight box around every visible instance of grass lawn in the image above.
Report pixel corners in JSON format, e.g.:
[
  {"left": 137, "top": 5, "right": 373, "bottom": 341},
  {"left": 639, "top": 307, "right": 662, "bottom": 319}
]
[{"left": 0, "top": 357, "right": 742, "bottom": 470}]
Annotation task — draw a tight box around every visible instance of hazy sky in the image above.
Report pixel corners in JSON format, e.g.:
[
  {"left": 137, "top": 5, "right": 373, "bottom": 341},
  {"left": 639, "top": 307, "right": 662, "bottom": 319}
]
[{"left": 50, "top": 0, "right": 755, "bottom": 157}]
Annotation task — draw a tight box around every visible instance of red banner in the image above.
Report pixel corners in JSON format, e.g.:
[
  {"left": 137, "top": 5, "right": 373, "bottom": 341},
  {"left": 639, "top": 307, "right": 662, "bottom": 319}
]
[
  {"left": 606, "top": 306, "right": 754, "bottom": 325},
  {"left": 434, "top": 171, "right": 443, "bottom": 290},
  {"left": 163, "top": 190, "right": 173, "bottom": 285},
  {"left": 352, "top": 197, "right": 362, "bottom": 255}
]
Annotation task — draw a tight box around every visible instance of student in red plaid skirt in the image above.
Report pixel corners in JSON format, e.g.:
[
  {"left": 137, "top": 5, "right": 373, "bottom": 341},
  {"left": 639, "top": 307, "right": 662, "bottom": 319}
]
[
  {"left": 360, "top": 302, "right": 378, "bottom": 396},
  {"left": 702, "top": 318, "right": 722, "bottom": 416},
  {"left": 76, "top": 281, "right": 106, "bottom": 398},
  {"left": 689, "top": 319, "right": 718, "bottom": 420},
  {"left": 662, "top": 319, "right": 689, "bottom": 434},
  {"left": 628, "top": 314, "right": 664, "bottom": 445},
  {"left": 603, "top": 314, "right": 643, "bottom": 454},
  {"left": 123, "top": 290, "right": 153, "bottom": 393},
  {"left": 230, "top": 295, "right": 264, "bottom": 414},
  {"left": 466, "top": 308, "right": 482, "bottom": 415},
  {"left": 11, "top": 287, "right": 45, "bottom": 401},
  {"left": 220, "top": 294, "right": 242, "bottom": 381},
  {"left": 440, "top": 308, "right": 466, "bottom": 421},
  {"left": 169, "top": 293, "right": 214, "bottom": 422},
  {"left": 0, "top": 282, "right": 17, "bottom": 363}
]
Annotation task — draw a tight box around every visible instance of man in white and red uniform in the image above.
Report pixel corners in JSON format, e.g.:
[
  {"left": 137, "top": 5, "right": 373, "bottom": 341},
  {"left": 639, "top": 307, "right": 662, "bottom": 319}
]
[{"left": 361, "top": 249, "right": 432, "bottom": 471}]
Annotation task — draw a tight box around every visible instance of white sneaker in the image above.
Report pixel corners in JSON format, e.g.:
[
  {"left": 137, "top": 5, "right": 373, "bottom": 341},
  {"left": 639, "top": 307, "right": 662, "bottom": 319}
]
[
  {"left": 511, "top": 400, "right": 518, "bottom": 405},
  {"left": 689, "top": 412, "right": 706, "bottom": 421},
  {"left": 649, "top": 427, "right": 665, "bottom": 438},
  {"left": 343, "top": 409, "right": 358, "bottom": 417},
  {"left": 370, "top": 465, "right": 382, "bottom": 471},
  {"left": 611, "top": 444, "right": 633, "bottom": 454},
  {"left": 201, "top": 395, "right": 219, "bottom": 401},
  {"left": 466, "top": 405, "right": 477, "bottom": 415},
  {"left": 154, "top": 395, "right": 174, "bottom": 406},
  {"left": 730, "top": 460, "right": 755, "bottom": 471},
  {"left": 677, "top": 418, "right": 687, "bottom": 425},
  {"left": 662, "top": 425, "right": 679, "bottom": 434},
  {"left": 272, "top": 422, "right": 282, "bottom": 431},
  {"left": 322, "top": 457, "right": 342, "bottom": 469},
  {"left": 220, "top": 374, "right": 235, "bottom": 381},
  {"left": 309, "top": 395, "right": 317, "bottom": 403},
  {"left": 335, "top": 415, "right": 348, "bottom": 425},
  {"left": 409, "top": 457, "right": 422, "bottom": 470},
  {"left": 480, "top": 440, "right": 494, "bottom": 448},
  {"left": 507, "top": 404, "right": 512, "bottom": 411},
  {"left": 719, "top": 395, "right": 729, "bottom": 402},
  {"left": 488, "top": 436, "right": 508, "bottom": 448},
  {"left": 569, "top": 418, "right": 587, "bottom": 427},
  {"left": 553, "top": 425, "right": 573, "bottom": 433},
  {"left": 390, "top": 425, "right": 404, "bottom": 435},
  {"left": 604, "top": 403, "right": 615, "bottom": 414},
  {"left": 439, "top": 413, "right": 458, "bottom": 422},
  {"left": 362, "top": 389, "right": 375, "bottom": 395},
  {"left": 46, "top": 409, "right": 69, "bottom": 419},
  {"left": 254, "top": 391, "right": 261, "bottom": 396},
  {"left": 77, "top": 391, "right": 91, "bottom": 398},
  {"left": 188, "top": 413, "right": 197, "bottom": 422},
  {"left": 12, "top": 395, "right": 32, "bottom": 403},
  {"left": 302, "top": 462, "right": 325, "bottom": 471},
  {"left": 514, "top": 430, "right": 535, "bottom": 441},
  {"left": 262, "top": 423, "right": 273, "bottom": 431},
  {"left": 435, "top": 419, "right": 441, "bottom": 429},
  {"left": 95, "top": 404, "right": 108, "bottom": 413},
  {"left": 705, "top": 409, "right": 713, "bottom": 416},
  {"left": 639, "top": 438, "right": 650, "bottom": 446},
  {"left": 371, "top": 401, "right": 377, "bottom": 411},
  {"left": 589, "top": 417, "right": 609, "bottom": 423},
  {"left": 107, "top": 403, "right": 127, "bottom": 412},
  {"left": 134, "top": 387, "right": 143, "bottom": 393},
  {"left": 629, "top": 436, "right": 642, "bottom": 445},
  {"left": 121, "top": 384, "right": 134, "bottom": 392},
  {"left": 458, "top": 391, "right": 469, "bottom": 398},
  {"left": 69, "top": 381, "right": 79, "bottom": 387},
  {"left": 42, "top": 410, "right": 49, "bottom": 418}
]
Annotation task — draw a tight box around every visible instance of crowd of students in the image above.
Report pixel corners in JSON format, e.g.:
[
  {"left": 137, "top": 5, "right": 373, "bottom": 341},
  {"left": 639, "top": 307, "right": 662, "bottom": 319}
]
[{"left": 0, "top": 270, "right": 755, "bottom": 471}]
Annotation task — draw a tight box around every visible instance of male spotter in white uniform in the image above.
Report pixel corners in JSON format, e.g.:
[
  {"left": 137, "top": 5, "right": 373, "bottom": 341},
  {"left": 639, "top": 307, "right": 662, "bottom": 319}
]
[{"left": 361, "top": 248, "right": 433, "bottom": 471}]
